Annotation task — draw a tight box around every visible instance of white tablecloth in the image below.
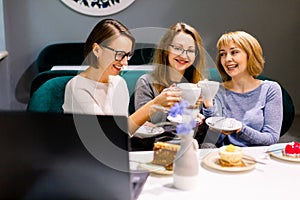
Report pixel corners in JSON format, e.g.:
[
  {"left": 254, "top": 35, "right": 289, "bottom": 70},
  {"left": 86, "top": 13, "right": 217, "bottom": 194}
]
[{"left": 130, "top": 146, "right": 299, "bottom": 200}]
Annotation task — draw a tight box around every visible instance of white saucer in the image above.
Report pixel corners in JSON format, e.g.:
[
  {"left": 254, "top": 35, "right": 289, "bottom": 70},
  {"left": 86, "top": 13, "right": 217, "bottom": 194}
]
[
  {"left": 133, "top": 125, "right": 164, "bottom": 138},
  {"left": 205, "top": 117, "right": 242, "bottom": 132},
  {"left": 139, "top": 163, "right": 173, "bottom": 175}
]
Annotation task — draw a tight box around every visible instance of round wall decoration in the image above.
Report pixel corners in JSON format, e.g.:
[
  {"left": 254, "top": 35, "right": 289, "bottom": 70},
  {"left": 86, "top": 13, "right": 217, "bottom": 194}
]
[{"left": 61, "top": 0, "right": 135, "bottom": 16}]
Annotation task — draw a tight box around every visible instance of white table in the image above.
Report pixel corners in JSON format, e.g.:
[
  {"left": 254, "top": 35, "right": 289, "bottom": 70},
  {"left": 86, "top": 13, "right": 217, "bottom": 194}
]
[{"left": 130, "top": 146, "right": 300, "bottom": 200}]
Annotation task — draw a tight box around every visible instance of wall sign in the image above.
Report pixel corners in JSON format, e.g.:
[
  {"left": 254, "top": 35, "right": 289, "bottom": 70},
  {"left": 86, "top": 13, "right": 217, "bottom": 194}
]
[{"left": 61, "top": 0, "right": 135, "bottom": 16}]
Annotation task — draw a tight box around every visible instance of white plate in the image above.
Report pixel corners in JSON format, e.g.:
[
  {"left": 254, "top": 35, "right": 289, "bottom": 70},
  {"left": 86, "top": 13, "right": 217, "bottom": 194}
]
[
  {"left": 205, "top": 117, "right": 242, "bottom": 132},
  {"left": 268, "top": 143, "right": 300, "bottom": 162},
  {"left": 202, "top": 151, "right": 256, "bottom": 172},
  {"left": 133, "top": 125, "right": 164, "bottom": 138},
  {"left": 139, "top": 163, "right": 173, "bottom": 175}
]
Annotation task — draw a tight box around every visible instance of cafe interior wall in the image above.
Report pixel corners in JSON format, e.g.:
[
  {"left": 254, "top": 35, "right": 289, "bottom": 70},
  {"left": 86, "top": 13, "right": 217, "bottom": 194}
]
[{"left": 1, "top": 0, "right": 300, "bottom": 114}]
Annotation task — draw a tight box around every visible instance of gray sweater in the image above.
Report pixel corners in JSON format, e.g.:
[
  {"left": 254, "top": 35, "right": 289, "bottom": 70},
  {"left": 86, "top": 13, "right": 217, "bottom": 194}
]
[
  {"left": 134, "top": 74, "right": 166, "bottom": 124},
  {"left": 203, "top": 80, "right": 283, "bottom": 147},
  {"left": 134, "top": 74, "right": 159, "bottom": 111}
]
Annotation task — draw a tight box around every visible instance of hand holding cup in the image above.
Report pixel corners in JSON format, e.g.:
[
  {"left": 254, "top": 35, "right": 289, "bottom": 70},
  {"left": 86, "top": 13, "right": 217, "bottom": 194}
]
[
  {"left": 197, "top": 79, "right": 219, "bottom": 101},
  {"left": 154, "top": 84, "right": 182, "bottom": 108},
  {"left": 176, "top": 83, "right": 201, "bottom": 105}
]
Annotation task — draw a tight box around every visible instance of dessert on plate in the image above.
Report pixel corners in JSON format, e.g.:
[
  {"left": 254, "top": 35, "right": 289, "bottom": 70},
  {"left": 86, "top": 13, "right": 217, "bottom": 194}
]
[
  {"left": 218, "top": 144, "right": 245, "bottom": 167},
  {"left": 282, "top": 141, "right": 300, "bottom": 158},
  {"left": 151, "top": 142, "right": 180, "bottom": 170}
]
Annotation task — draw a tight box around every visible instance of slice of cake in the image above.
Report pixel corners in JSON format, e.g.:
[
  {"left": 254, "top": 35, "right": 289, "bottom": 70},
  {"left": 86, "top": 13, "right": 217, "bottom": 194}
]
[
  {"left": 152, "top": 142, "right": 180, "bottom": 170},
  {"left": 282, "top": 142, "right": 300, "bottom": 158}
]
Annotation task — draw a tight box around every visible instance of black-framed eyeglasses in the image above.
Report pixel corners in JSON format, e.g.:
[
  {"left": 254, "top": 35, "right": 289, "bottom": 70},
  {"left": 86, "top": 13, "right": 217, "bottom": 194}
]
[
  {"left": 169, "top": 44, "right": 198, "bottom": 57},
  {"left": 100, "top": 44, "right": 134, "bottom": 61}
]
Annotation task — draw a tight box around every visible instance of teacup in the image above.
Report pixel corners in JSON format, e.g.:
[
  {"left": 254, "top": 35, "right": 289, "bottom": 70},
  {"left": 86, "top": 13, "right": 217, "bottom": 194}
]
[
  {"left": 176, "top": 83, "right": 201, "bottom": 105},
  {"left": 197, "top": 80, "right": 219, "bottom": 100}
]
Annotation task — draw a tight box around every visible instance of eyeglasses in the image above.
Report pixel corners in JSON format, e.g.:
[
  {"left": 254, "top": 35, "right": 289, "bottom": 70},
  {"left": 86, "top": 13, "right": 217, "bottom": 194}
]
[
  {"left": 169, "top": 44, "right": 198, "bottom": 57},
  {"left": 100, "top": 44, "right": 134, "bottom": 61}
]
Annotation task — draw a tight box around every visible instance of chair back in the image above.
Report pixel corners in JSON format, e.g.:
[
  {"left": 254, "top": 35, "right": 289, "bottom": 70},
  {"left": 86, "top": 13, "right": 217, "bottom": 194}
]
[
  {"left": 30, "top": 70, "right": 79, "bottom": 97},
  {"left": 36, "top": 43, "right": 85, "bottom": 73},
  {"left": 36, "top": 42, "right": 156, "bottom": 73},
  {"left": 27, "top": 76, "right": 73, "bottom": 113}
]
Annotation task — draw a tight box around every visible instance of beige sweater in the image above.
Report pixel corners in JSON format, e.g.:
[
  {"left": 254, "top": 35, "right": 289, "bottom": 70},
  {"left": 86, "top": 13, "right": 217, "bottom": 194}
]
[{"left": 63, "top": 75, "right": 129, "bottom": 116}]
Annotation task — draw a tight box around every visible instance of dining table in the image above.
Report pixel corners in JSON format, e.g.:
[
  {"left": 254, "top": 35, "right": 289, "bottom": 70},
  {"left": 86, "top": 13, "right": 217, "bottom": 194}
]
[{"left": 129, "top": 145, "right": 299, "bottom": 200}]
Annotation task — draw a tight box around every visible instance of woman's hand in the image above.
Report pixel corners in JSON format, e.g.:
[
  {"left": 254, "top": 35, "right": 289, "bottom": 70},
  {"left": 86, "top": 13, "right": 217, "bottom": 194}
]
[
  {"left": 221, "top": 128, "right": 242, "bottom": 135},
  {"left": 197, "top": 113, "right": 205, "bottom": 125},
  {"left": 202, "top": 98, "right": 213, "bottom": 108},
  {"left": 153, "top": 85, "right": 182, "bottom": 107}
]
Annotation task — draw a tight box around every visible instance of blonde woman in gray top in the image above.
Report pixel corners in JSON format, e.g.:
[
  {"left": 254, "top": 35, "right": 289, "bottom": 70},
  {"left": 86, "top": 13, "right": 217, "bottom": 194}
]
[
  {"left": 203, "top": 31, "right": 283, "bottom": 146},
  {"left": 135, "top": 22, "right": 207, "bottom": 123}
]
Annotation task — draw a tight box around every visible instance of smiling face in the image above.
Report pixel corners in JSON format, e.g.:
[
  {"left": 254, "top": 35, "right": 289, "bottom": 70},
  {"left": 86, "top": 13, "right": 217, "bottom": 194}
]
[
  {"left": 219, "top": 42, "right": 249, "bottom": 79},
  {"left": 94, "top": 35, "right": 133, "bottom": 78},
  {"left": 168, "top": 32, "right": 197, "bottom": 75}
]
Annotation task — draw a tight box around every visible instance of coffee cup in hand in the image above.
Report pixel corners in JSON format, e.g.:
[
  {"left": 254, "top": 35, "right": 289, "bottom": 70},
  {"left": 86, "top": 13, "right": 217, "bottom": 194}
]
[
  {"left": 197, "top": 80, "right": 219, "bottom": 100},
  {"left": 177, "top": 83, "right": 201, "bottom": 105}
]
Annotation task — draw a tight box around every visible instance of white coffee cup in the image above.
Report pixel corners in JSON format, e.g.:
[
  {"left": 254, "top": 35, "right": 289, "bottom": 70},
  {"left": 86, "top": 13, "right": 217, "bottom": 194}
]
[
  {"left": 177, "top": 83, "right": 201, "bottom": 105},
  {"left": 197, "top": 80, "right": 219, "bottom": 100}
]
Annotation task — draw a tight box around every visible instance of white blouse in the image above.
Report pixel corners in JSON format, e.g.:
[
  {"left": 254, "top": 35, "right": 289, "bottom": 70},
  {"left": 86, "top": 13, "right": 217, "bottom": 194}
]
[{"left": 63, "top": 75, "right": 129, "bottom": 116}]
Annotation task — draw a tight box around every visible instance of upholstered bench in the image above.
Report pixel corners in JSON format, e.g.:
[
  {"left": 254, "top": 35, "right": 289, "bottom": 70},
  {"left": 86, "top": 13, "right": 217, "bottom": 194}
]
[{"left": 27, "top": 68, "right": 294, "bottom": 137}]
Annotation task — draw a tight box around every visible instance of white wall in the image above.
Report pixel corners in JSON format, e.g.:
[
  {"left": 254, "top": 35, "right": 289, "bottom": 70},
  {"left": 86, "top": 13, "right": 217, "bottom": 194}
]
[{"left": 2, "top": 0, "right": 300, "bottom": 113}]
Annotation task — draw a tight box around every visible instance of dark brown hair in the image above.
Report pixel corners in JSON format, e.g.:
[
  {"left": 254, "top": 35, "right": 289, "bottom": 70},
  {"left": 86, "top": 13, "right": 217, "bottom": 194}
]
[{"left": 84, "top": 19, "right": 135, "bottom": 68}]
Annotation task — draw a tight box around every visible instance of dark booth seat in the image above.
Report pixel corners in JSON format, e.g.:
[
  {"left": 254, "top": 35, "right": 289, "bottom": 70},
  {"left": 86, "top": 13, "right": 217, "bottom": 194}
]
[
  {"left": 27, "top": 69, "right": 295, "bottom": 138},
  {"left": 36, "top": 43, "right": 85, "bottom": 73}
]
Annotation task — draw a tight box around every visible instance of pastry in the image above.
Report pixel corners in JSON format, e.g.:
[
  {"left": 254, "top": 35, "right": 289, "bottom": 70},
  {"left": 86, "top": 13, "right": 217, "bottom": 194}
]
[
  {"left": 282, "top": 141, "right": 300, "bottom": 158},
  {"left": 152, "top": 142, "right": 180, "bottom": 170},
  {"left": 218, "top": 144, "right": 244, "bottom": 167}
]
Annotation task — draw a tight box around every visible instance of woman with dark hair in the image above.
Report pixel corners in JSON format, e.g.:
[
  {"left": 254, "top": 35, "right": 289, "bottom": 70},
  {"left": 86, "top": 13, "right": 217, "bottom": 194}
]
[
  {"left": 63, "top": 19, "right": 180, "bottom": 135},
  {"left": 203, "top": 31, "right": 283, "bottom": 146}
]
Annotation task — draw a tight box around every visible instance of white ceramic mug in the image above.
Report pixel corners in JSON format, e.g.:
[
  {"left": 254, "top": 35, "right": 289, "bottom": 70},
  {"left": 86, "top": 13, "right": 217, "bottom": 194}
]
[
  {"left": 177, "top": 83, "right": 201, "bottom": 105},
  {"left": 197, "top": 80, "right": 219, "bottom": 100}
]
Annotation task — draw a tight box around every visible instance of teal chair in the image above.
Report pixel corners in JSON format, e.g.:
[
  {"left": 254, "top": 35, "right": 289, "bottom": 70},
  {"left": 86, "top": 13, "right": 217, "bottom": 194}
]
[
  {"left": 27, "top": 76, "right": 73, "bottom": 113},
  {"left": 29, "top": 70, "right": 80, "bottom": 97},
  {"left": 28, "top": 70, "right": 153, "bottom": 114},
  {"left": 208, "top": 68, "right": 222, "bottom": 82}
]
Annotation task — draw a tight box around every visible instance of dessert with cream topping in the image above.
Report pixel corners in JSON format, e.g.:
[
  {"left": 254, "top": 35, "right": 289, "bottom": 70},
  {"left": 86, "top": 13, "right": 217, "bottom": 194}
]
[
  {"left": 283, "top": 142, "right": 300, "bottom": 158},
  {"left": 218, "top": 144, "right": 245, "bottom": 167}
]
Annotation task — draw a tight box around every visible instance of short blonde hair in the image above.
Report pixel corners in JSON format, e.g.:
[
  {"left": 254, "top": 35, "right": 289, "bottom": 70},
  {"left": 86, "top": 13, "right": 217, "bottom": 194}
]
[
  {"left": 216, "top": 31, "right": 264, "bottom": 82},
  {"left": 152, "top": 22, "right": 206, "bottom": 93}
]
